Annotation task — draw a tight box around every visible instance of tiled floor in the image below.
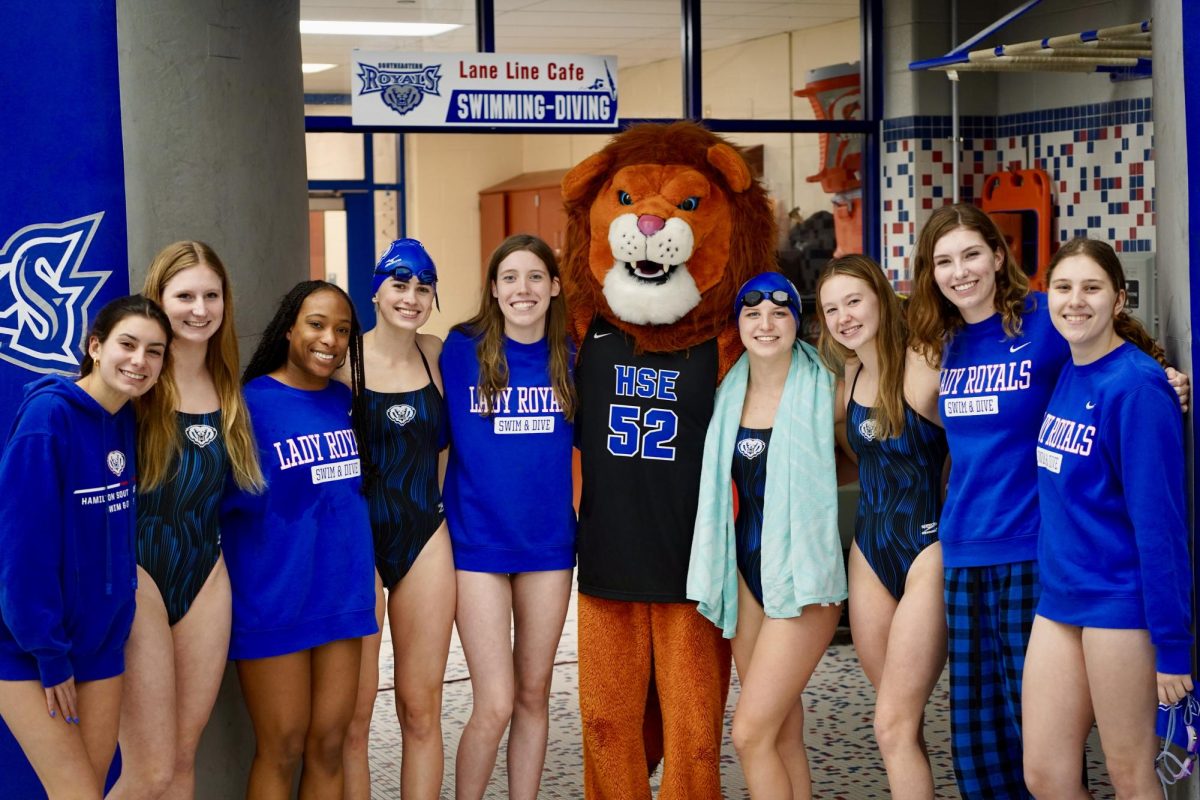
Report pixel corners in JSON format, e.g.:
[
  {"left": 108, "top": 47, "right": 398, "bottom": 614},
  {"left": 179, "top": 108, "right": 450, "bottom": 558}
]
[{"left": 365, "top": 590, "right": 1114, "bottom": 799}]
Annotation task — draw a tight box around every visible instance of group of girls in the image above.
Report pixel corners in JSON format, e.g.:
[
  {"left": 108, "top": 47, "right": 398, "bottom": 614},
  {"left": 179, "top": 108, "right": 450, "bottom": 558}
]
[
  {"left": 0, "top": 208, "right": 1191, "bottom": 800},
  {"left": 686, "top": 202, "right": 1191, "bottom": 799},
  {"left": 0, "top": 232, "right": 577, "bottom": 800}
]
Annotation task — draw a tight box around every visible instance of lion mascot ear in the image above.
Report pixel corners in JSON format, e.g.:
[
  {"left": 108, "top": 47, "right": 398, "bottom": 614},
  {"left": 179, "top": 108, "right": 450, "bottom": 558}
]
[
  {"left": 706, "top": 143, "right": 751, "bottom": 193},
  {"left": 563, "top": 151, "right": 613, "bottom": 202}
]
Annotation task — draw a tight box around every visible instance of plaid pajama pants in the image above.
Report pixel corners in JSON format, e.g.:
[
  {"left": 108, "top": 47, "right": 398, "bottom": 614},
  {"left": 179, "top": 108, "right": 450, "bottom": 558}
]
[{"left": 945, "top": 561, "right": 1039, "bottom": 799}]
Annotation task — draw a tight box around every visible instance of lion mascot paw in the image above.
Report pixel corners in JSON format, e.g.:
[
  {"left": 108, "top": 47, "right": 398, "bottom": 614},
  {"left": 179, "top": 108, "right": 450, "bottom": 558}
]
[{"left": 562, "top": 121, "right": 775, "bottom": 799}]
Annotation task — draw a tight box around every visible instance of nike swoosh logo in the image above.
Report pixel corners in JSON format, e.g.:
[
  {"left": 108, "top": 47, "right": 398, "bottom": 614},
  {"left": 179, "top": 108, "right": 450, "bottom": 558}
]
[
  {"left": 1085, "top": 401, "right": 1096, "bottom": 409},
  {"left": 593, "top": 331, "right": 613, "bottom": 339},
  {"left": 1009, "top": 342, "right": 1031, "bottom": 353}
]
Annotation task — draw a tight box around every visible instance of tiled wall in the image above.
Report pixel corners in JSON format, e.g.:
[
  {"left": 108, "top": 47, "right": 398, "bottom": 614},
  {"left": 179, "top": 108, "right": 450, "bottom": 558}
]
[{"left": 880, "top": 98, "right": 1154, "bottom": 291}]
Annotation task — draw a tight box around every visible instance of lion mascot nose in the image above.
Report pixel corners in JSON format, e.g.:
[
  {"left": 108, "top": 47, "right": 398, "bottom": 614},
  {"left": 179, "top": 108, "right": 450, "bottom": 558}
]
[{"left": 636, "top": 214, "right": 665, "bottom": 236}]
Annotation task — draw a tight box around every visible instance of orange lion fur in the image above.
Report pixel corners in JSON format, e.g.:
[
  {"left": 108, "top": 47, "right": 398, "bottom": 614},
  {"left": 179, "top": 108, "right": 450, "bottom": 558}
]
[
  {"left": 562, "top": 122, "right": 775, "bottom": 796},
  {"left": 560, "top": 121, "right": 776, "bottom": 376}
]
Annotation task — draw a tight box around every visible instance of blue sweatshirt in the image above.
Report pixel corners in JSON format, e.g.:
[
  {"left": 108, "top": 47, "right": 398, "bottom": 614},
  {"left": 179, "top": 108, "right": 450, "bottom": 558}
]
[
  {"left": 0, "top": 376, "right": 138, "bottom": 687},
  {"left": 938, "top": 294, "right": 1070, "bottom": 567},
  {"left": 221, "top": 376, "right": 377, "bottom": 660},
  {"left": 440, "top": 330, "right": 576, "bottom": 573},
  {"left": 1036, "top": 342, "right": 1192, "bottom": 673}
]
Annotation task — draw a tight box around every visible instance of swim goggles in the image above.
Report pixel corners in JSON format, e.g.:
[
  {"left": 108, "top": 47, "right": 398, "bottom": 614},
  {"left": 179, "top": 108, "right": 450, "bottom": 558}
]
[
  {"left": 1156, "top": 691, "right": 1199, "bottom": 787},
  {"left": 740, "top": 289, "right": 796, "bottom": 309}
]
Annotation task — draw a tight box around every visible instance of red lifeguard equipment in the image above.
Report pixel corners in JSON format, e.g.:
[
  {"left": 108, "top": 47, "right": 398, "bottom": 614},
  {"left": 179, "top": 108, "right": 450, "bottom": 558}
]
[{"left": 795, "top": 62, "right": 862, "bottom": 256}]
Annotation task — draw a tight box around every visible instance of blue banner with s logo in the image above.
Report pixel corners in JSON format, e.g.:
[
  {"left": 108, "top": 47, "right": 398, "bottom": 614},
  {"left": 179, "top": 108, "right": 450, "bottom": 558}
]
[{"left": 0, "top": 2, "right": 129, "bottom": 795}]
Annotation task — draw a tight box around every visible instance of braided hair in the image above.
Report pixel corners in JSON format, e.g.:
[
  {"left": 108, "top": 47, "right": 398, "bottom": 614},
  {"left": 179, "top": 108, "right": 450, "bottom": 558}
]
[{"left": 243, "top": 281, "right": 376, "bottom": 491}]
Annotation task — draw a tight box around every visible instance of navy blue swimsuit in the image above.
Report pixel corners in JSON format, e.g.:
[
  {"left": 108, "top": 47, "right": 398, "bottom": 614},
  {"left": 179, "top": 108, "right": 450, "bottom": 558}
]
[
  {"left": 846, "top": 366, "right": 948, "bottom": 600},
  {"left": 732, "top": 426, "right": 772, "bottom": 607},
  {"left": 363, "top": 346, "right": 447, "bottom": 589},
  {"left": 137, "top": 410, "right": 227, "bottom": 625}
]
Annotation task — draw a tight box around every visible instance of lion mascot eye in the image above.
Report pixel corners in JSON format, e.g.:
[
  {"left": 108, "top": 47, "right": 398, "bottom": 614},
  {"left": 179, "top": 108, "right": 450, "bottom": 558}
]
[
  {"left": 676, "top": 196, "right": 700, "bottom": 212},
  {"left": 617, "top": 190, "right": 633, "bottom": 205}
]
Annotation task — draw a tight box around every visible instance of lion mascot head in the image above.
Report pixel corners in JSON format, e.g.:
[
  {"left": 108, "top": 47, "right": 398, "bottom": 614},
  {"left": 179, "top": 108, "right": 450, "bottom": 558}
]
[{"left": 560, "top": 122, "right": 776, "bottom": 372}]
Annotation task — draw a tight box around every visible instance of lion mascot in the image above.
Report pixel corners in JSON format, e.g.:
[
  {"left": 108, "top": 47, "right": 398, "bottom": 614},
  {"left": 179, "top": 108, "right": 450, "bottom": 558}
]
[{"left": 561, "top": 121, "right": 775, "bottom": 798}]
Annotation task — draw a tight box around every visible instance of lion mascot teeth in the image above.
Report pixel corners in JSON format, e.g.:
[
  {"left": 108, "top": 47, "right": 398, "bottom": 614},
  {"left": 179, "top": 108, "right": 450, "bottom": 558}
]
[{"left": 561, "top": 121, "right": 775, "bottom": 798}]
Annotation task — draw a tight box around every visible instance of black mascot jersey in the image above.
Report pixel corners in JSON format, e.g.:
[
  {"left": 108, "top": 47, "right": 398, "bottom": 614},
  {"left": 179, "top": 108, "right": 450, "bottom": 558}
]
[{"left": 575, "top": 316, "right": 718, "bottom": 602}]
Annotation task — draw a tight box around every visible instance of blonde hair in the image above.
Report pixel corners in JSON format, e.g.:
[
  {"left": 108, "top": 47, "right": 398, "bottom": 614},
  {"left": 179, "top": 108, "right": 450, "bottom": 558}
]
[
  {"left": 138, "top": 241, "right": 264, "bottom": 493},
  {"left": 816, "top": 255, "right": 910, "bottom": 439}
]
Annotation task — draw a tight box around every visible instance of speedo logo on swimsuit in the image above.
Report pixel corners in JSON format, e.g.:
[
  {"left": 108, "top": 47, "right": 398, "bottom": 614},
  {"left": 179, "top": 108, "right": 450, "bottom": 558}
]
[
  {"left": 386, "top": 404, "right": 416, "bottom": 426},
  {"left": 920, "top": 521, "right": 938, "bottom": 537}
]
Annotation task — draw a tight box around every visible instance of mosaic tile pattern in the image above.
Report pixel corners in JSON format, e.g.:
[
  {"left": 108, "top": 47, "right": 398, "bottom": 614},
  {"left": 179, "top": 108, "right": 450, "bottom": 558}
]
[
  {"left": 881, "top": 98, "right": 1154, "bottom": 290},
  {"left": 364, "top": 591, "right": 1116, "bottom": 798}
]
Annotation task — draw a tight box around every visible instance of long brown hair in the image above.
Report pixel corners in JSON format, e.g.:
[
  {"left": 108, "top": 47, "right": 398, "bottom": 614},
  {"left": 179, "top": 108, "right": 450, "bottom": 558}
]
[
  {"left": 138, "top": 241, "right": 264, "bottom": 493},
  {"left": 1047, "top": 237, "right": 1168, "bottom": 367},
  {"left": 453, "top": 234, "right": 576, "bottom": 420},
  {"left": 816, "top": 255, "right": 909, "bottom": 439},
  {"left": 908, "top": 203, "right": 1029, "bottom": 366}
]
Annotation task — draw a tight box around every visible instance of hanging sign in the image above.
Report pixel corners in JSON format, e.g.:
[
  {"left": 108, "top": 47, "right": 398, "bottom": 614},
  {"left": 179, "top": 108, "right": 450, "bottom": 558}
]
[{"left": 351, "top": 51, "right": 618, "bottom": 128}]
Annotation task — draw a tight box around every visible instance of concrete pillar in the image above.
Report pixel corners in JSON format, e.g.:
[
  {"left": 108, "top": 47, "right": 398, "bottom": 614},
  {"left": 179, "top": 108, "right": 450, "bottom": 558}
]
[
  {"left": 116, "top": 0, "right": 310, "bottom": 340},
  {"left": 115, "top": 2, "right": 309, "bottom": 797}
]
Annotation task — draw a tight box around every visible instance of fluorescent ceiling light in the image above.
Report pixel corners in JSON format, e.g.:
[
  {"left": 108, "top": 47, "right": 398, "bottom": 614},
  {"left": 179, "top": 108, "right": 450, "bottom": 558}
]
[
  {"left": 302, "top": 63, "right": 337, "bottom": 74},
  {"left": 300, "top": 20, "right": 461, "bottom": 37}
]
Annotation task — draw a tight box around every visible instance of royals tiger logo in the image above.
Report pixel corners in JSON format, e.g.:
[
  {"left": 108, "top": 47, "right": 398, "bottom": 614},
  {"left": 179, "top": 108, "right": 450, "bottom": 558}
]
[{"left": 0, "top": 213, "right": 109, "bottom": 374}]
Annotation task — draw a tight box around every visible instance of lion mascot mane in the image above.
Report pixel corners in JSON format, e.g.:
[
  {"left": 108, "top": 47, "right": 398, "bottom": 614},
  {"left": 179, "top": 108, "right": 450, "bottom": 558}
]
[{"left": 561, "top": 121, "right": 775, "bottom": 798}]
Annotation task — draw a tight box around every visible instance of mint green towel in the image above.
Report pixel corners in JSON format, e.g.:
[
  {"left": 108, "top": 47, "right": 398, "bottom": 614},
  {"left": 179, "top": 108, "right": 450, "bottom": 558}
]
[{"left": 686, "top": 341, "right": 847, "bottom": 638}]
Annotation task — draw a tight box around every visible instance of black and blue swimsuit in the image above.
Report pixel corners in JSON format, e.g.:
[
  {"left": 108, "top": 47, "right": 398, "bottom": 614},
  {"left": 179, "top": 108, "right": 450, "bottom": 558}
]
[
  {"left": 732, "top": 426, "right": 772, "bottom": 607},
  {"left": 846, "top": 366, "right": 948, "bottom": 600},
  {"left": 137, "top": 410, "right": 227, "bottom": 626},
  {"left": 363, "top": 346, "right": 447, "bottom": 589}
]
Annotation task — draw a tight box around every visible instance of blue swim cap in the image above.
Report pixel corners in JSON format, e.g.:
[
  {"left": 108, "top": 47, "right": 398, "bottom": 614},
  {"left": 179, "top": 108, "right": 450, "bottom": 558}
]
[
  {"left": 372, "top": 239, "right": 438, "bottom": 308},
  {"left": 733, "top": 272, "right": 802, "bottom": 326}
]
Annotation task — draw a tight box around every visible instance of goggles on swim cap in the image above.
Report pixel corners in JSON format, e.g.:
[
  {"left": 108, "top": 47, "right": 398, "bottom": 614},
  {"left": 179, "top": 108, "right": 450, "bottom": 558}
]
[
  {"left": 733, "top": 273, "right": 803, "bottom": 326},
  {"left": 372, "top": 238, "right": 439, "bottom": 309},
  {"left": 740, "top": 289, "right": 796, "bottom": 309}
]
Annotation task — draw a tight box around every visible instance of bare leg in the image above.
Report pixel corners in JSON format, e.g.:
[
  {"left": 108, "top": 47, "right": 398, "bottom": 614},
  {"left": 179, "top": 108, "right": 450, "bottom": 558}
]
[
  {"left": 390, "top": 525, "right": 456, "bottom": 800},
  {"left": 453, "top": 571, "right": 515, "bottom": 800},
  {"left": 874, "top": 546, "right": 946, "bottom": 800},
  {"left": 74, "top": 676, "right": 123, "bottom": 786},
  {"left": 109, "top": 569, "right": 177, "bottom": 799},
  {"left": 1083, "top": 628, "right": 1160, "bottom": 799},
  {"left": 237, "top": 652, "right": 312, "bottom": 800},
  {"left": 848, "top": 543, "right": 895, "bottom": 689},
  {"left": 299, "top": 638, "right": 361, "bottom": 800},
  {"left": 164, "top": 558, "right": 233, "bottom": 800},
  {"left": 0, "top": 678, "right": 102, "bottom": 799},
  {"left": 1021, "top": 616, "right": 1092, "bottom": 800},
  {"left": 732, "top": 602, "right": 839, "bottom": 799},
  {"left": 507, "top": 569, "right": 572, "bottom": 800},
  {"left": 344, "top": 573, "right": 385, "bottom": 800}
]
